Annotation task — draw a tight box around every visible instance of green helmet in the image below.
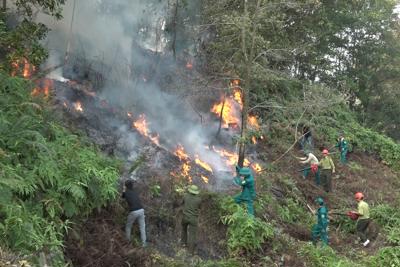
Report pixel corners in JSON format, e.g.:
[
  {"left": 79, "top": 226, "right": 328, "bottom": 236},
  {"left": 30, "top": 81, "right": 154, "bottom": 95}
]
[
  {"left": 188, "top": 184, "right": 200, "bottom": 195},
  {"left": 315, "top": 197, "right": 324, "bottom": 205}
]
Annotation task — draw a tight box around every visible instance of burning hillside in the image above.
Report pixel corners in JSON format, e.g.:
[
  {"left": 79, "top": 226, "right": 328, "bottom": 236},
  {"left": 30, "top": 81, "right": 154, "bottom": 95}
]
[{"left": 31, "top": 67, "right": 263, "bottom": 191}]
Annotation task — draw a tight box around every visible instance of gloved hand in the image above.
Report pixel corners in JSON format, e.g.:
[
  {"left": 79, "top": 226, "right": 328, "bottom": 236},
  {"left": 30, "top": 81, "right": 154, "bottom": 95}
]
[{"left": 233, "top": 176, "right": 242, "bottom": 186}]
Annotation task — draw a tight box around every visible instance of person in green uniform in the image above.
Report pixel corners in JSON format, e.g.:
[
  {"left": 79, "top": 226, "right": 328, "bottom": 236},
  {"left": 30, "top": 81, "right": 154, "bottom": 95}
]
[
  {"left": 233, "top": 166, "right": 256, "bottom": 216},
  {"left": 181, "top": 185, "right": 202, "bottom": 254},
  {"left": 311, "top": 197, "right": 329, "bottom": 246},
  {"left": 319, "top": 149, "right": 335, "bottom": 192},
  {"left": 336, "top": 134, "right": 348, "bottom": 164},
  {"left": 353, "top": 192, "right": 371, "bottom": 247}
]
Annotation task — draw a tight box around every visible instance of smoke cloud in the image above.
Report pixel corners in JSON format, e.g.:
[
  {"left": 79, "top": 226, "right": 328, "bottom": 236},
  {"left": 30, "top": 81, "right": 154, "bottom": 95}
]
[{"left": 38, "top": 0, "right": 239, "bottom": 181}]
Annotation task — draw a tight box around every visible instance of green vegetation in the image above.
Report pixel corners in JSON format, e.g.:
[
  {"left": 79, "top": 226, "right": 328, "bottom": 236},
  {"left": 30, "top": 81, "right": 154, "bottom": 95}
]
[
  {"left": 0, "top": 72, "right": 119, "bottom": 263},
  {"left": 219, "top": 197, "right": 274, "bottom": 256},
  {"left": 299, "top": 244, "right": 359, "bottom": 267}
]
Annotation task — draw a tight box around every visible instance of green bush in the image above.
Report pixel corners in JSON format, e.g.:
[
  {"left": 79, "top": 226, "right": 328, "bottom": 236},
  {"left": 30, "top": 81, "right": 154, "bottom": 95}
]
[
  {"left": 0, "top": 73, "right": 119, "bottom": 263},
  {"left": 219, "top": 197, "right": 274, "bottom": 256},
  {"left": 371, "top": 204, "right": 400, "bottom": 245},
  {"left": 299, "top": 243, "right": 359, "bottom": 267},
  {"left": 370, "top": 247, "right": 400, "bottom": 267}
]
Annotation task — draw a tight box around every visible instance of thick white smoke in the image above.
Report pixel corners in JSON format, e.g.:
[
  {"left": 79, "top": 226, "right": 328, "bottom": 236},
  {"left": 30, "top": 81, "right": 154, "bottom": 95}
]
[{"left": 38, "top": 0, "right": 238, "bottom": 179}]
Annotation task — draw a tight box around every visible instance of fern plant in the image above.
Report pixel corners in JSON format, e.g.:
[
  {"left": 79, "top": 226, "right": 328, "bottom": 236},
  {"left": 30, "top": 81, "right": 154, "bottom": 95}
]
[{"left": 0, "top": 72, "right": 119, "bottom": 264}]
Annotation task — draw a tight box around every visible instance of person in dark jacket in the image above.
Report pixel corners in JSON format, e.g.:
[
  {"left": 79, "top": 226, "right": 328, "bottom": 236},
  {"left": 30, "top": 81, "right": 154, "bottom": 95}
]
[
  {"left": 122, "top": 179, "right": 146, "bottom": 247},
  {"left": 181, "top": 184, "right": 202, "bottom": 254}
]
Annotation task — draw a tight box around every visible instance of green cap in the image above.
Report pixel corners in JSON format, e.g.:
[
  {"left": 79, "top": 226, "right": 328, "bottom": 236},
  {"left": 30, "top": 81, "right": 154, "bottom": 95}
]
[
  {"left": 188, "top": 184, "right": 200, "bottom": 195},
  {"left": 239, "top": 167, "right": 252, "bottom": 177}
]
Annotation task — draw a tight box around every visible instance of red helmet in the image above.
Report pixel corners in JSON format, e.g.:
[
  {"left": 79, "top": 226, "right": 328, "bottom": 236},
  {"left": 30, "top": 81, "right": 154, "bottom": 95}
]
[
  {"left": 355, "top": 192, "right": 364, "bottom": 200},
  {"left": 322, "top": 149, "right": 329, "bottom": 155}
]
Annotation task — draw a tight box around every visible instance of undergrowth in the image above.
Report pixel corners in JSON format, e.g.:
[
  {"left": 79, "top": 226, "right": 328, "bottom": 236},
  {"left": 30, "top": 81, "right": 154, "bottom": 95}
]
[
  {"left": 0, "top": 72, "right": 120, "bottom": 265},
  {"left": 219, "top": 197, "right": 274, "bottom": 256}
]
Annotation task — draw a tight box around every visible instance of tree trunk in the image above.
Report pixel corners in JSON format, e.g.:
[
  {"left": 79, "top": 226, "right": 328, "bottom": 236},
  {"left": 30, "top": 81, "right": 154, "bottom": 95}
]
[
  {"left": 215, "top": 93, "right": 226, "bottom": 139},
  {"left": 237, "top": 0, "right": 260, "bottom": 168},
  {"left": 171, "top": 0, "right": 178, "bottom": 60},
  {"left": 2, "top": 0, "right": 6, "bottom": 10}
]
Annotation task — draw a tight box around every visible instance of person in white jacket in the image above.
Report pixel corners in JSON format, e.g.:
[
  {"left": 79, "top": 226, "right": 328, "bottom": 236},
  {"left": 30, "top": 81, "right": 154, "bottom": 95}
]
[{"left": 296, "top": 152, "right": 320, "bottom": 185}]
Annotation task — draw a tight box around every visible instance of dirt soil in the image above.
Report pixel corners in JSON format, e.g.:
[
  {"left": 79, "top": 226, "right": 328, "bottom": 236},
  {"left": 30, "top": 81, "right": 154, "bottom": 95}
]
[
  {"left": 65, "top": 174, "right": 227, "bottom": 267},
  {"left": 65, "top": 137, "right": 400, "bottom": 266}
]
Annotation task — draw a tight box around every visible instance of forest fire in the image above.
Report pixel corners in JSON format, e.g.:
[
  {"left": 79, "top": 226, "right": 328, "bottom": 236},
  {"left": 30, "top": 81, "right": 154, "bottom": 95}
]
[
  {"left": 182, "top": 162, "right": 192, "bottom": 182},
  {"left": 201, "top": 175, "right": 209, "bottom": 184},
  {"left": 174, "top": 144, "right": 190, "bottom": 161},
  {"left": 132, "top": 114, "right": 160, "bottom": 146},
  {"left": 252, "top": 163, "right": 262, "bottom": 172},
  {"left": 194, "top": 155, "right": 213, "bottom": 173},
  {"left": 31, "top": 79, "right": 53, "bottom": 97},
  {"left": 248, "top": 115, "right": 260, "bottom": 130},
  {"left": 73, "top": 101, "right": 84, "bottom": 112},
  {"left": 210, "top": 98, "right": 241, "bottom": 128},
  {"left": 11, "top": 58, "right": 35, "bottom": 78}
]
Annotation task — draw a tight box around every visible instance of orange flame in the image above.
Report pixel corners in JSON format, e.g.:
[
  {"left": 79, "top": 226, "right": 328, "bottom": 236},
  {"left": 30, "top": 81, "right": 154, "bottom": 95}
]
[
  {"left": 233, "top": 89, "right": 243, "bottom": 108},
  {"left": 31, "top": 79, "right": 52, "bottom": 98},
  {"left": 252, "top": 163, "right": 262, "bottom": 173},
  {"left": 23, "top": 58, "right": 31, "bottom": 78},
  {"left": 132, "top": 114, "right": 160, "bottom": 145},
  {"left": 251, "top": 136, "right": 257, "bottom": 144},
  {"left": 248, "top": 115, "right": 260, "bottom": 130},
  {"left": 63, "top": 101, "right": 68, "bottom": 108},
  {"left": 10, "top": 58, "right": 35, "bottom": 78},
  {"left": 194, "top": 155, "right": 213, "bottom": 173},
  {"left": 127, "top": 112, "right": 133, "bottom": 118},
  {"left": 182, "top": 162, "right": 192, "bottom": 182},
  {"left": 201, "top": 175, "right": 209, "bottom": 184},
  {"left": 31, "top": 88, "right": 41, "bottom": 97},
  {"left": 211, "top": 146, "right": 239, "bottom": 167},
  {"left": 210, "top": 98, "right": 240, "bottom": 128},
  {"left": 174, "top": 144, "right": 189, "bottom": 161},
  {"left": 73, "top": 101, "right": 83, "bottom": 112}
]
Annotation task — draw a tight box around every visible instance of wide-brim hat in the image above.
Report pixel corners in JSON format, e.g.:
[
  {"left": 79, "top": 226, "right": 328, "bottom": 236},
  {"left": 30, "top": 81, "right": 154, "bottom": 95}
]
[
  {"left": 188, "top": 185, "right": 200, "bottom": 195},
  {"left": 238, "top": 167, "right": 252, "bottom": 176}
]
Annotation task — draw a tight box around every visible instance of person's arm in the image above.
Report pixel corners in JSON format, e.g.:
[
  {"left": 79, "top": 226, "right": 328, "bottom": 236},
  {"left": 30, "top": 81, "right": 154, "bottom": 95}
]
[
  {"left": 330, "top": 157, "right": 336, "bottom": 173},
  {"left": 300, "top": 155, "right": 312, "bottom": 164},
  {"left": 122, "top": 185, "right": 126, "bottom": 198}
]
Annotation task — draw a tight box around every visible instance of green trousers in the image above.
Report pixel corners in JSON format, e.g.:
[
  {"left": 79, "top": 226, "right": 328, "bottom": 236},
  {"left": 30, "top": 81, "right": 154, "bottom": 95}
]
[
  {"left": 356, "top": 219, "right": 370, "bottom": 242},
  {"left": 234, "top": 194, "right": 254, "bottom": 216},
  {"left": 311, "top": 223, "right": 328, "bottom": 245},
  {"left": 181, "top": 217, "right": 198, "bottom": 253},
  {"left": 320, "top": 169, "right": 332, "bottom": 192},
  {"left": 340, "top": 150, "right": 348, "bottom": 164},
  {"left": 303, "top": 168, "right": 321, "bottom": 185}
]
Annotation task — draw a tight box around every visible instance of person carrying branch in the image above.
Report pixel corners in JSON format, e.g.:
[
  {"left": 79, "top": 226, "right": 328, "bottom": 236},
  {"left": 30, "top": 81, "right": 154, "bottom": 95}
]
[
  {"left": 311, "top": 197, "right": 329, "bottom": 246},
  {"left": 296, "top": 152, "right": 320, "bottom": 185},
  {"left": 233, "top": 166, "right": 256, "bottom": 217},
  {"left": 336, "top": 134, "right": 349, "bottom": 164},
  {"left": 319, "top": 149, "right": 335, "bottom": 192}
]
